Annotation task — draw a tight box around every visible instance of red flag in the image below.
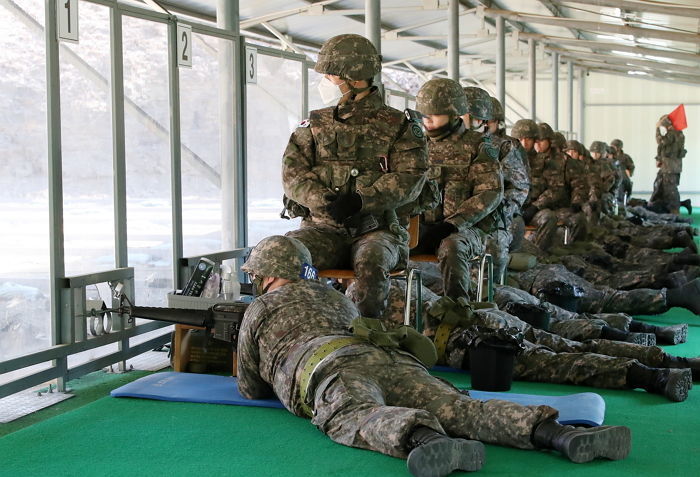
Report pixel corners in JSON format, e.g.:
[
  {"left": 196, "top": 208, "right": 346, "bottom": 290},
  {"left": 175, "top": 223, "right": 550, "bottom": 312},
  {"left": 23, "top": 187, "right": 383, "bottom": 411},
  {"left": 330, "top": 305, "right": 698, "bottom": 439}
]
[{"left": 668, "top": 104, "right": 687, "bottom": 131}]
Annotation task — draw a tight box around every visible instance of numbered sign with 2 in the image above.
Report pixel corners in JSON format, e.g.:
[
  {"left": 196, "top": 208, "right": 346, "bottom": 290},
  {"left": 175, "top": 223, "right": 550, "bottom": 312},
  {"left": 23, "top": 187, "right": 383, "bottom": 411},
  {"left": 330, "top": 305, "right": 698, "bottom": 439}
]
[
  {"left": 57, "top": 0, "right": 79, "bottom": 43},
  {"left": 177, "top": 23, "right": 192, "bottom": 68}
]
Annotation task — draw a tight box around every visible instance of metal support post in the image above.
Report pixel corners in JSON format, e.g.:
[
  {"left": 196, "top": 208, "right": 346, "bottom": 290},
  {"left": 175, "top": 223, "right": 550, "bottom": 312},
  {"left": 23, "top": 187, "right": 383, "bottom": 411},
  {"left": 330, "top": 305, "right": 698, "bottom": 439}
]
[
  {"left": 496, "top": 15, "right": 505, "bottom": 108},
  {"left": 365, "top": 0, "right": 382, "bottom": 90},
  {"left": 579, "top": 69, "right": 586, "bottom": 144},
  {"left": 552, "top": 52, "right": 559, "bottom": 130},
  {"left": 447, "top": 0, "right": 459, "bottom": 81},
  {"left": 567, "top": 61, "right": 574, "bottom": 135},
  {"left": 528, "top": 38, "right": 536, "bottom": 120}
]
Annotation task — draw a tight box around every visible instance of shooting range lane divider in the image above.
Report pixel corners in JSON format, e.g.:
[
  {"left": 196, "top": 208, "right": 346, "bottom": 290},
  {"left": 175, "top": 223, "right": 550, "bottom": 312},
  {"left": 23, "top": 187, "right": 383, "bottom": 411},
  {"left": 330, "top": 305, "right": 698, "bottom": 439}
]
[{"left": 111, "top": 371, "right": 606, "bottom": 426}]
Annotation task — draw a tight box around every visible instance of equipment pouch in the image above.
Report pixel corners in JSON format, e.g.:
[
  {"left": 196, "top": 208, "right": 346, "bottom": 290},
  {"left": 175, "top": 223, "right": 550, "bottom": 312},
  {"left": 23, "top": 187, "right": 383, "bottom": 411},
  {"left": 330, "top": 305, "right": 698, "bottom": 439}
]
[{"left": 350, "top": 317, "right": 437, "bottom": 367}]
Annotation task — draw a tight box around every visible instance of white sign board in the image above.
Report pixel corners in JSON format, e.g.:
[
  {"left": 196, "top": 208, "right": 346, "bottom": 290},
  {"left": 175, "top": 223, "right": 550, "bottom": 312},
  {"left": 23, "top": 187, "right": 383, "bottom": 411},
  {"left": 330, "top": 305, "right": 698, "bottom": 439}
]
[
  {"left": 245, "top": 47, "right": 257, "bottom": 84},
  {"left": 57, "top": 0, "right": 79, "bottom": 43},
  {"left": 177, "top": 23, "right": 192, "bottom": 68}
]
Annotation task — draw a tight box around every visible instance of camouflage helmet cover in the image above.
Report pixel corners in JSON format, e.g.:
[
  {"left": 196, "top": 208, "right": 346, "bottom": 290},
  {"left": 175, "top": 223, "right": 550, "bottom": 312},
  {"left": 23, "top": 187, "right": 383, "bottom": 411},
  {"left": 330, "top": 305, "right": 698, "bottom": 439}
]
[
  {"left": 463, "top": 87, "right": 494, "bottom": 120},
  {"left": 537, "top": 122, "right": 554, "bottom": 140},
  {"left": 314, "top": 34, "right": 382, "bottom": 81},
  {"left": 490, "top": 96, "right": 505, "bottom": 121},
  {"left": 241, "top": 236, "right": 313, "bottom": 281},
  {"left": 610, "top": 139, "right": 623, "bottom": 149},
  {"left": 552, "top": 132, "right": 567, "bottom": 150},
  {"left": 565, "top": 139, "right": 584, "bottom": 155},
  {"left": 589, "top": 141, "right": 607, "bottom": 153},
  {"left": 510, "top": 119, "right": 539, "bottom": 139},
  {"left": 416, "top": 78, "right": 468, "bottom": 116}
]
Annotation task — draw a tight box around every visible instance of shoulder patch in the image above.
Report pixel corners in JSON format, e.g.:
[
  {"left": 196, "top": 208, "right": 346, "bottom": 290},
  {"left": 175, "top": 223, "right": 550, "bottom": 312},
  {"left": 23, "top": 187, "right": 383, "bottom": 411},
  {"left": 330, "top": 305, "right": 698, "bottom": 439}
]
[
  {"left": 298, "top": 119, "right": 310, "bottom": 128},
  {"left": 410, "top": 123, "right": 425, "bottom": 139},
  {"left": 484, "top": 143, "right": 499, "bottom": 160}
]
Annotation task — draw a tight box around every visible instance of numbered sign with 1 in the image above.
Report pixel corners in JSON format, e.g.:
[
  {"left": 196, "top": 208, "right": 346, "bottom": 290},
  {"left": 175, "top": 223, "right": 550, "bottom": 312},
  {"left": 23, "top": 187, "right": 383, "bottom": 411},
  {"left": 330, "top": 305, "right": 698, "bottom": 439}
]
[
  {"left": 245, "top": 46, "right": 257, "bottom": 84},
  {"left": 57, "top": 0, "right": 79, "bottom": 43},
  {"left": 177, "top": 23, "right": 192, "bottom": 68}
]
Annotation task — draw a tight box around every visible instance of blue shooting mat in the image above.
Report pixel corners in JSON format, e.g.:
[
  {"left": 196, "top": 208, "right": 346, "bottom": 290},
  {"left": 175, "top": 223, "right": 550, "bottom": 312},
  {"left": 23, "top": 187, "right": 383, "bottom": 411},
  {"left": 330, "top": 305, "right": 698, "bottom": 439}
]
[{"left": 111, "top": 372, "right": 605, "bottom": 426}]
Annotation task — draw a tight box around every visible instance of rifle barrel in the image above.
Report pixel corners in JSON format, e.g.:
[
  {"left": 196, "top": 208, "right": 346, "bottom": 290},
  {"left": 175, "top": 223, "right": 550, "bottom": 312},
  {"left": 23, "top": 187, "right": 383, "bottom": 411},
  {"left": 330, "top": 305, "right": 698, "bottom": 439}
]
[{"left": 129, "top": 305, "right": 212, "bottom": 328}]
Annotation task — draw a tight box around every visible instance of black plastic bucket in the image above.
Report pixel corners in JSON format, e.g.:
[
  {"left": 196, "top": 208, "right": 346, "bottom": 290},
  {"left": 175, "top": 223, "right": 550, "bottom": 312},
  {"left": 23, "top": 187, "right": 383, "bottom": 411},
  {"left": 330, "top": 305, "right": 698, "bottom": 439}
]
[{"left": 468, "top": 342, "right": 516, "bottom": 391}]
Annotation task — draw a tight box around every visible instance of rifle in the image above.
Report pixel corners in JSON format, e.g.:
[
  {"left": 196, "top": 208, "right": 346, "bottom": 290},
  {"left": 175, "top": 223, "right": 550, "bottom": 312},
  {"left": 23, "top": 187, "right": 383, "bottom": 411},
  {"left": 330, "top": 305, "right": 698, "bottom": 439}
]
[{"left": 116, "top": 293, "right": 249, "bottom": 347}]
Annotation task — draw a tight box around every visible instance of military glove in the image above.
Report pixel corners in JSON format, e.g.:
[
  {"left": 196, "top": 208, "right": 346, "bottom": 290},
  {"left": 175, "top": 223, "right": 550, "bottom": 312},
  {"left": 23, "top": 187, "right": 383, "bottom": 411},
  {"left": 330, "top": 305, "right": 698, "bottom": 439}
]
[
  {"left": 522, "top": 204, "right": 539, "bottom": 224},
  {"left": 419, "top": 222, "right": 456, "bottom": 253},
  {"left": 325, "top": 192, "right": 362, "bottom": 224}
]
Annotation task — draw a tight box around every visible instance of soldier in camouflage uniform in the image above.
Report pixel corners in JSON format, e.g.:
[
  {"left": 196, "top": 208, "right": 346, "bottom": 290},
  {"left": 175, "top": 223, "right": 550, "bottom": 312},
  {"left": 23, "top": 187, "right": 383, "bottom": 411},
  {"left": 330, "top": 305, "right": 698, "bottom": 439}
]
[
  {"left": 564, "top": 140, "right": 601, "bottom": 227},
  {"left": 649, "top": 114, "right": 687, "bottom": 214},
  {"left": 510, "top": 119, "right": 540, "bottom": 249},
  {"left": 482, "top": 95, "right": 530, "bottom": 282},
  {"left": 610, "top": 139, "right": 634, "bottom": 207},
  {"left": 520, "top": 123, "right": 589, "bottom": 250},
  {"left": 512, "top": 262, "right": 700, "bottom": 316},
  {"left": 238, "top": 236, "right": 632, "bottom": 476},
  {"left": 370, "top": 279, "right": 696, "bottom": 400},
  {"left": 411, "top": 80, "right": 503, "bottom": 300},
  {"left": 281, "top": 34, "right": 428, "bottom": 318},
  {"left": 587, "top": 141, "right": 619, "bottom": 216}
]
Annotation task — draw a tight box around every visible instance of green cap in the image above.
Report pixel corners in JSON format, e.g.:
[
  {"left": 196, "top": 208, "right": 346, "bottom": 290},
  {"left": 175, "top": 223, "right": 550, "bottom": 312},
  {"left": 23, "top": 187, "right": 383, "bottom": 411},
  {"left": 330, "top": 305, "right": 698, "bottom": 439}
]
[
  {"left": 314, "top": 34, "right": 382, "bottom": 81},
  {"left": 463, "top": 87, "right": 493, "bottom": 120},
  {"left": 416, "top": 78, "right": 468, "bottom": 116},
  {"left": 241, "top": 236, "right": 314, "bottom": 281},
  {"left": 511, "top": 119, "right": 538, "bottom": 139}
]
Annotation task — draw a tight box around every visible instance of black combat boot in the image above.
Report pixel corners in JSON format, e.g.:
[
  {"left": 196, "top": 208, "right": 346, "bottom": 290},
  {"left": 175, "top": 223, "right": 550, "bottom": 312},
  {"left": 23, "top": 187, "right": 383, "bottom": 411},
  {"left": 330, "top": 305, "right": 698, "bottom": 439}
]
[
  {"left": 661, "top": 354, "right": 700, "bottom": 381},
  {"left": 626, "top": 362, "right": 692, "bottom": 401},
  {"left": 599, "top": 326, "right": 656, "bottom": 346},
  {"left": 666, "top": 279, "right": 700, "bottom": 315},
  {"left": 672, "top": 230, "right": 698, "bottom": 253},
  {"left": 680, "top": 199, "right": 693, "bottom": 215},
  {"left": 531, "top": 419, "right": 631, "bottom": 463},
  {"left": 406, "top": 426, "right": 485, "bottom": 477},
  {"left": 629, "top": 320, "right": 688, "bottom": 345}
]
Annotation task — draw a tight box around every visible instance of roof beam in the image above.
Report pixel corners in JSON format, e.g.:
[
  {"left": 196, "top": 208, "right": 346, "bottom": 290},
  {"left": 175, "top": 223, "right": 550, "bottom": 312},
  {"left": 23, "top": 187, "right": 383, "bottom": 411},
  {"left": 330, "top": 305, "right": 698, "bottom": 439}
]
[
  {"left": 549, "top": 46, "right": 700, "bottom": 76},
  {"left": 482, "top": 7, "right": 700, "bottom": 44},
  {"left": 518, "top": 32, "right": 700, "bottom": 63},
  {"left": 382, "top": 7, "right": 477, "bottom": 39},
  {"left": 382, "top": 37, "right": 495, "bottom": 67},
  {"left": 239, "top": 0, "right": 343, "bottom": 29},
  {"left": 555, "top": 0, "right": 700, "bottom": 19},
  {"left": 584, "top": 66, "right": 700, "bottom": 87},
  {"left": 572, "top": 59, "right": 700, "bottom": 84}
]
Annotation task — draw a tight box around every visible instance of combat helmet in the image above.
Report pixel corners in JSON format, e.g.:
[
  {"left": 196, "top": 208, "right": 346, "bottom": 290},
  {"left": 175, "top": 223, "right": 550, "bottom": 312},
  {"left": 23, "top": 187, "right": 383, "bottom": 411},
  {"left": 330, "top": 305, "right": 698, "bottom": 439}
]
[
  {"left": 314, "top": 34, "right": 381, "bottom": 81},
  {"left": 565, "top": 139, "right": 584, "bottom": 156},
  {"left": 589, "top": 141, "right": 607, "bottom": 154},
  {"left": 490, "top": 96, "right": 505, "bottom": 122},
  {"left": 511, "top": 119, "right": 538, "bottom": 139},
  {"left": 416, "top": 78, "right": 468, "bottom": 116},
  {"left": 552, "top": 132, "right": 567, "bottom": 151},
  {"left": 536, "top": 281, "right": 585, "bottom": 313},
  {"left": 537, "top": 122, "right": 555, "bottom": 140},
  {"left": 241, "top": 236, "right": 314, "bottom": 281},
  {"left": 463, "top": 87, "right": 494, "bottom": 120},
  {"left": 611, "top": 139, "right": 623, "bottom": 149}
]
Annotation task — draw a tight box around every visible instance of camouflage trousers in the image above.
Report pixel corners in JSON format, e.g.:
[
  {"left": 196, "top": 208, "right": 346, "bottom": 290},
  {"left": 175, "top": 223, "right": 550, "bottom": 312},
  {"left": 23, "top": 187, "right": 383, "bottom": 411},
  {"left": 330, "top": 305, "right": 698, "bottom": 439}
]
[
  {"left": 437, "top": 227, "right": 486, "bottom": 300},
  {"left": 516, "top": 265, "right": 668, "bottom": 315},
  {"left": 528, "top": 208, "right": 586, "bottom": 251},
  {"left": 442, "top": 309, "right": 666, "bottom": 389},
  {"left": 310, "top": 347, "right": 558, "bottom": 459},
  {"left": 649, "top": 172, "right": 681, "bottom": 213},
  {"left": 494, "top": 285, "right": 632, "bottom": 342},
  {"left": 486, "top": 228, "right": 511, "bottom": 285},
  {"left": 287, "top": 222, "right": 407, "bottom": 318}
]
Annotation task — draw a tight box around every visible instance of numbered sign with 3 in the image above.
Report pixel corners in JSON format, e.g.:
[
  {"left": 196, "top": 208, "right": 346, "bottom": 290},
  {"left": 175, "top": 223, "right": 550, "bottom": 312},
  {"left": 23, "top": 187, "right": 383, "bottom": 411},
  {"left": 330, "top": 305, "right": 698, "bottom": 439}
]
[
  {"left": 57, "top": 0, "right": 79, "bottom": 43},
  {"left": 177, "top": 23, "right": 192, "bottom": 68},
  {"left": 245, "top": 46, "right": 257, "bottom": 84}
]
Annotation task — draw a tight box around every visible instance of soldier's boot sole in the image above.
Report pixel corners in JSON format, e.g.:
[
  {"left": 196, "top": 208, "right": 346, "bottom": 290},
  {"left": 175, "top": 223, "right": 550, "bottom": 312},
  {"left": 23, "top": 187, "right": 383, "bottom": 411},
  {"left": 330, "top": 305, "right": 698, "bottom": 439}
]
[
  {"left": 664, "top": 368, "right": 692, "bottom": 401},
  {"left": 626, "top": 332, "right": 656, "bottom": 347},
  {"left": 407, "top": 438, "right": 485, "bottom": 477},
  {"left": 657, "top": 324, "right": 688, "bottom": 345},
  {"left": 557, "top": 426, "right": 632, "bottom": 464}
]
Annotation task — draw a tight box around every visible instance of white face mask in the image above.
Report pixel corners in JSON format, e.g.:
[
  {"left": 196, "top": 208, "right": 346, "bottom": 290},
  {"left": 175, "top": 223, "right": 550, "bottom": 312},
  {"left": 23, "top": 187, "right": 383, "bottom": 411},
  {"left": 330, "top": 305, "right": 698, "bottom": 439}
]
[
  {"left": 659, "top": 125, "right": 668, "bottom": 136},
  {"left": 471, "top": 118, "right": 486, "bottom": 132},
  {"left": 318, "top": 76, "right": 347, "bottom": 105}
]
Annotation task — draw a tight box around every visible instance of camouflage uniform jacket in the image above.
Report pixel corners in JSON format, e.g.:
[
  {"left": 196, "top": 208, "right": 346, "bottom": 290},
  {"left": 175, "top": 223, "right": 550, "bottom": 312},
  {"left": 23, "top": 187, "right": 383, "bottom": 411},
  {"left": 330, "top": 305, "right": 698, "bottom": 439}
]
[
  {"left": 282, "top": 89, "right": 428, "bottom": 227},
  {"left": 585, "top": 156, "right": 617, "bottom": 203},
  {"left": 489, "top": 132, "right": 530, "bottom": 223},
  {"left": 656, "top": 128, "right": 686, "bottom": 174},
  {"left": 238, "top": 280, "right": 372, "bottom": 416},
  {"left": 423, "top": 122, "right": 504, "bottom": 233},
  {"left": 617, "top": 150, "right": 635, "bottom": 176},
  {"left": 527, "top": 149, "right": 587, "bottom": 209}
]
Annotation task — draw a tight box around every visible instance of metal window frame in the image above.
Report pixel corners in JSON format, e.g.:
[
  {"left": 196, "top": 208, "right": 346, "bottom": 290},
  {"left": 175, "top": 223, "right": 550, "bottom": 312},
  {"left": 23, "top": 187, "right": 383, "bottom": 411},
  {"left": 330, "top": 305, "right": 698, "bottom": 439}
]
[{"left": 1, "top": 0, "right": 248, "bottom": 398}]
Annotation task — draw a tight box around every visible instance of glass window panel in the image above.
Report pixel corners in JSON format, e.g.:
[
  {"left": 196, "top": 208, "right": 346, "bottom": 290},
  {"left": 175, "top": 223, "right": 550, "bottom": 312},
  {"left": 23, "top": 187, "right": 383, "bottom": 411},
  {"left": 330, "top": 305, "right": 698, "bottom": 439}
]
[
  {"left": 387, "top": 91, "right": 407, "bottom": 111},
  {"left": 180, "top": 34, "right": 235, "bottom": 257},
  {"left": 307, "top": 67, "right": 326, "bottom": 113},
  {"left": 60, "top": 2, "right": 115, "bottom": 277},
  {"left": 246, "top": 53, "right": 303, "bottom": 245},
  {"left": 0, "top": 0, "right": 50, "bottom": 361},
  {"left": 123, "top": 16, "right": 172, "bottom": 306}
]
